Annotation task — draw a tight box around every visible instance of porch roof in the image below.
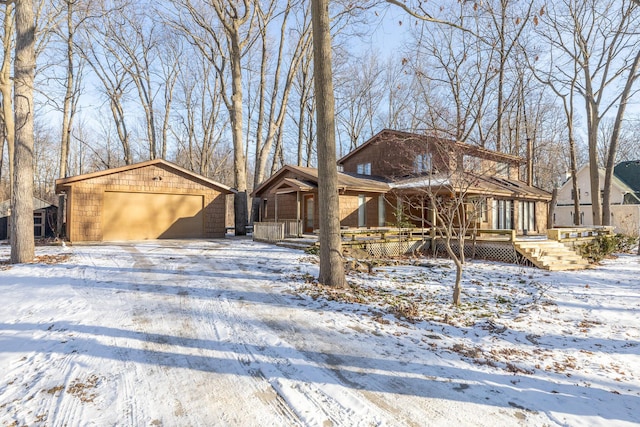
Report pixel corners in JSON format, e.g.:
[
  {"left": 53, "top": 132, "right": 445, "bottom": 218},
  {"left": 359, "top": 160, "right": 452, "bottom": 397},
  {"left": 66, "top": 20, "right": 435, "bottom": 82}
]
[
  {"left": 390, "top": 171, "right": 552, "bottom": 201},
  {"left": 252, "top": 165, "right": 390, "bottom": 197}
]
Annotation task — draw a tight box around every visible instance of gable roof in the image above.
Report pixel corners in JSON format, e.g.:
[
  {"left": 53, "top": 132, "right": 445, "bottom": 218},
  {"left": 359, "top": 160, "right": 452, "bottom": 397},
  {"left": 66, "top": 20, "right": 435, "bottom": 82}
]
[
  {"left": 338, "top": 129, "right": 526, "bottom": 166},
  {"left": 559, "top": 164, "right": 638, "bottom": 196},
  {"left": 55, "top": 159, "right": 235, "bottom": 194},
  {"left": 252, "top": 165, "right": 390, "bottom": 197},
  {"left": 614, "top": 160, "right": 640, "bottom": 193},
  {"left": 0, "top": 197, "right": 57, "bottom": 218}
]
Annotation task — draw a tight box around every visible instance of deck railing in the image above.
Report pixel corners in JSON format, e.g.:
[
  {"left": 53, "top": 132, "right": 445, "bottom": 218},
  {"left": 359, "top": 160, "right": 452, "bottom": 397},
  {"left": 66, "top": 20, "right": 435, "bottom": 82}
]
[
  {"left": 340, "top": 227, "right": 431, "bottom": 241},
  {"left": 253, "top": 220, "right": 303, "bottom": 242},
  {"left": 547, "top": 226, "right": 615, "bottom": 242},
  {"left": 253, "top": 222, "right": 285, "bottom": 242}
]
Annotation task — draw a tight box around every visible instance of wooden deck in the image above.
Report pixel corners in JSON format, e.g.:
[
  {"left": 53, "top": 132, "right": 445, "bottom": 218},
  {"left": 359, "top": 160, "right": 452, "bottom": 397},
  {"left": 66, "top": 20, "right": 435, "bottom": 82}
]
[{"left": 254, "top": 223, "right": 611, "bottom": 271}]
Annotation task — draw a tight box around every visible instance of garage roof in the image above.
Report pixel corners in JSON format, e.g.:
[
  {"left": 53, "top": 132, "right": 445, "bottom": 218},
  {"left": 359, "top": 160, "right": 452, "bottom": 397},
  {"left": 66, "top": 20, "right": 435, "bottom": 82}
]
[{"left": 55, "top": 159, "right": 236, "bottom": 194}]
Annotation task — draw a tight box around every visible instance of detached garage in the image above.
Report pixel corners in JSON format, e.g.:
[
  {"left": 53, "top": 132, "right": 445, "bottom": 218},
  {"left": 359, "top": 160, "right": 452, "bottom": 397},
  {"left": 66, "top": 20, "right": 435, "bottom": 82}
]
[{"left": 55, "top": 159, "right": 235, "bottom": 242}]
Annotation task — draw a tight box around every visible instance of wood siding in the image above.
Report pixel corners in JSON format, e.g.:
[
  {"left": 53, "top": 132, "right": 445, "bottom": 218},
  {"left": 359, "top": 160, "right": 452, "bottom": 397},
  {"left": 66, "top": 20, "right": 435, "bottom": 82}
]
[{"left": 61, "top": 163, "right": 227, "bottom": 242}]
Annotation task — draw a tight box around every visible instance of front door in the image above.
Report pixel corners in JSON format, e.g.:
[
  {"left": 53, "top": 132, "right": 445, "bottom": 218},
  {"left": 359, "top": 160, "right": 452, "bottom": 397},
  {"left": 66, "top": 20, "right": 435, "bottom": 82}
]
[{"left": 304, "top": 195, "right": 314, "bottom": 233}]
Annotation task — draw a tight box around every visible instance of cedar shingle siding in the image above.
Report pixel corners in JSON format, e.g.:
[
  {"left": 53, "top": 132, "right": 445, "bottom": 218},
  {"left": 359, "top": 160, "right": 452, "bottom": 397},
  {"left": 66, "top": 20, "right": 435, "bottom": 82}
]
[{"left": 56, "top": 160, "right": 233, "bottom": 242}]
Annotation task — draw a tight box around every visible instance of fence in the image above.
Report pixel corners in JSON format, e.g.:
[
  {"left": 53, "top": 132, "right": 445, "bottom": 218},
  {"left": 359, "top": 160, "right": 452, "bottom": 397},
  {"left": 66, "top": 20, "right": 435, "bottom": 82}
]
[
  {"left": 253, "top": 222, "right": 285, "bottom": 242},
  {"left": 253, "top": 220, "right": 303, "bottom": 242}
]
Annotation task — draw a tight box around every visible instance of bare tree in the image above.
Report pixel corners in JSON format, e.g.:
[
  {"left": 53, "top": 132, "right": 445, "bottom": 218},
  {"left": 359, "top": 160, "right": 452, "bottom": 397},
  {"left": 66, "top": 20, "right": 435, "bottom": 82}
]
[
  {"left": 335, "top": 53, "right": 384, "bottom": 154},
  {"left": 105, "top": 4, "right": 168, "bottom": 161},
  {"left": 393, "top": 140, "right": 492, "bottom": 305},
  {"left": 172, "top": 51, "right": 230, "bottom": 179},
  {"left": 529, "top": 51, "right": 581, "bottom": 225},
  {"left": 250, "top": 0, "right": 312, "bottom": 220},
  {"left": 77, "top": 6, "right": 134, "bottom": 165},
  {"left": 540, "top": 0, "right": 640, "bottom": 225},
  {"left": 311, "top": 0, "right": 345, "bottom": 288},
  {"left": 10, "top": 0, "right": 36, "bottom": 263},
  {"left": 0, "top": 2, "right": 14, "bottom": 196},
  {"left": 169, "top": 0, "right": 255, "bottom": 235},
  {"left": 602, "top": 49, "right": 640, "bottom": 225}
]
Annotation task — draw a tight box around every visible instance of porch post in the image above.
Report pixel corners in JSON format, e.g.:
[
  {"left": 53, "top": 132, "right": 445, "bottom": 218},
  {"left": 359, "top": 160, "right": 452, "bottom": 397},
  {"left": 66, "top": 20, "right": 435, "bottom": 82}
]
[
  {"left": 275, "top": 193, "right": 279, "bottom": 223},
  {"left": 296, "top": 191, "right": 301, "bottom": 236}
]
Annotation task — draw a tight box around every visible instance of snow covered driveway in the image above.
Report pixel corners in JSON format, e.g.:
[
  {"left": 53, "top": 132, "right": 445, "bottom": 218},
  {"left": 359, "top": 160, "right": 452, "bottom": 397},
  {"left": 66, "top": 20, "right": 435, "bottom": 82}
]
[{"left": 1, "top": 239, "right": 639, "bottom": 426}]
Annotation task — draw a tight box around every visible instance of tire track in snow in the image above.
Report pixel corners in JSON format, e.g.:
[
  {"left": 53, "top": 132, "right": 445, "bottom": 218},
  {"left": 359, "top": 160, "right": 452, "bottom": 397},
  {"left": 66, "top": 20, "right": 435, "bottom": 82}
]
[{"left": 203, "top": 253, "right": 396, "bottom": 426}]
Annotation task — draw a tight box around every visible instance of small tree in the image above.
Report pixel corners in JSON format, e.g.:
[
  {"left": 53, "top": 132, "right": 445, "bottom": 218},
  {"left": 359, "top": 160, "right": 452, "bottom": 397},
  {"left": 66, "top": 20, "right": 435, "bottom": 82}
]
[{"left": 393, "top": 139, "right": 493, "bottom": 305}]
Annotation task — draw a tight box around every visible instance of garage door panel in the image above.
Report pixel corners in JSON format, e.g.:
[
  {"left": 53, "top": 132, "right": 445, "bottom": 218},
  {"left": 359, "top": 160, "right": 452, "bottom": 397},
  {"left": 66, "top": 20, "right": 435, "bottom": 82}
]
[{"left": 103, "top": 192, "right": 203, "bottom": 240}]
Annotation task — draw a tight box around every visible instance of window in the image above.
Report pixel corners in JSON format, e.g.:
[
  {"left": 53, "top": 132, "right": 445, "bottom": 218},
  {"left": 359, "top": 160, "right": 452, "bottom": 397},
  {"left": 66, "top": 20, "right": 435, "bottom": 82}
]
[
  {"left": 34, "top": 211, "right": 44, "bottom": 238},
  {"left": 492, "top": 199, "right": 513, "bottom": 230},
  {"left": 357, "top": 162, "right": 371, "bottom": 175},
  {"left": 378, "top": 196, "right": 386, "bottom": 227},
  {"left": 358, "top": 194, "right": 366, "bottom": 227},
  {"left": 469, "top": 197, "right": 487, "bottom": 222},
  {"left": 463, "top": 156, "right": 481, "bottom": 172},
  {"left": 496, "top": 162, "right": 510, "bottom": 177},
  {"left": 518, "top": 201, "right": 536, "bottom": 232},
  {"left": 414, "top": 153, "right": 432, "bottom": 174},
  {"left": 479, "top": 199, "right": 488, "bottom": 222}
]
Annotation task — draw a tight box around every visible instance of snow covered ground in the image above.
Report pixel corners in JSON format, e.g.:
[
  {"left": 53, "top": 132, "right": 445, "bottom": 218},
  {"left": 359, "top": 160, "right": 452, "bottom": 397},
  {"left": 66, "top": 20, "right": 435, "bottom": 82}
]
[{"left": 0, "top": 238, "right": 638, "bottom": 426}]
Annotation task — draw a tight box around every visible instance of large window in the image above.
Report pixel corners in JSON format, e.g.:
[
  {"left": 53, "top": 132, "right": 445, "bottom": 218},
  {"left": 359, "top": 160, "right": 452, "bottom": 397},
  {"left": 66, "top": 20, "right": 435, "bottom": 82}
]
[
  {"left": 357, "top": 162, "right": 371, "bottom": 175},
  {"left": 496, "top": 162, "right": 510, "bottom": 178},
  {"left": 358, "top": 194, "right": 366, "bottom": 227},
  {"left": 414, "top": 153, "right": 432, "bottom": 174},
  {"left": 378, "top": 196, "right": 386, "bottom": 227},
  {"left": 492, "top": 199, "right": 513, "bottom": 230},
  {"left": 518, "top": 201, "right": 536, "bottom": 233}
]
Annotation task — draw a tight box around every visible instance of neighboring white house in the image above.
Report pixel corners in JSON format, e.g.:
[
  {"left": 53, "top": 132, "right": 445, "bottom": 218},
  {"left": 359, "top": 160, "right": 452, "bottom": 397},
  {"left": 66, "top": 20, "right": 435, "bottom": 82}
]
[{"left": 554, "top": 161, "right": 640, "bottom": 235}]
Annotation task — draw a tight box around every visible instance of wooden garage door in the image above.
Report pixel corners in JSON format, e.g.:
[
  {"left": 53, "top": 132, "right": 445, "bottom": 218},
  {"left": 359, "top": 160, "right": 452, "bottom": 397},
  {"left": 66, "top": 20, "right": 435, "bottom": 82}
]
[{"left": 103, "top": 192, "right": 204, "bottom": 240}]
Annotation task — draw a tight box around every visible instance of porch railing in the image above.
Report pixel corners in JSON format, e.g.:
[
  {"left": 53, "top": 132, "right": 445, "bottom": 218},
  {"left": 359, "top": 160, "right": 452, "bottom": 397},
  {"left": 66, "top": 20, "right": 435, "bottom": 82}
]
[
  {"left": 253, "top": 220, "right": 303, "bottom": 242},
  {"left": 283, "top": 219, "right": 303, "bottom": 237},
  {"left": 253, "top": 222, "right": 285, "bottom": 242}
]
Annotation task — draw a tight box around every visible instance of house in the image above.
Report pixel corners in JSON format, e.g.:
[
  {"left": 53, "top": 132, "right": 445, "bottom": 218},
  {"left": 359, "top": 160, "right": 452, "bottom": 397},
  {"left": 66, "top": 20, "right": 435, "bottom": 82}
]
[
  {"left": 554, "top": 161, "right": 640, "bottom": 234},
  {"left": 0, "top": 197, "right": 58, "bottom": 240},
  {"left": 252, "top": 165, "right": 390, "bottom": 232},
  {"left": 253, "top": 129, "right": 552, "bottom": 234},
  {"left": 55, "top": 159, "right": 235, "bottom": 242}
]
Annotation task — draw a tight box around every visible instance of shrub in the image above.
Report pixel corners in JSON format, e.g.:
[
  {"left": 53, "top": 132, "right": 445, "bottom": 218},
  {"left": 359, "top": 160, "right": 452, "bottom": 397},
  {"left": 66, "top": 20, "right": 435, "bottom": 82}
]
[{"left": 581, "top": 234, "right": 637, "bottom": 263}]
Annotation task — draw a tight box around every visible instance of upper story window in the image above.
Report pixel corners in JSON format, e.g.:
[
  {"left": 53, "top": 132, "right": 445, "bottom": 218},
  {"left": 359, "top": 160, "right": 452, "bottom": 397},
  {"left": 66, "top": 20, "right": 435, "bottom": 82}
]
[
  {"left": 414, "top": 153, "right": 432, "bottom": 174},
  {"left": 463, "top": 155, "right": 481, "bottom": 172},
  {"left": 496, "top": 162, "right": 510, "bottom": 178},
  {"left": 357, "top": 162, "right": 371, "bottom": 175}
]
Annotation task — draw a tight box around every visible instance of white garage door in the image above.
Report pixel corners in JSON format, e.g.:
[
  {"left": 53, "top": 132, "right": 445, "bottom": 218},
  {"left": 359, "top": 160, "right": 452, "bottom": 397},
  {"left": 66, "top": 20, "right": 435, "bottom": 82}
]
[{"left": 102, "top": 192, "right": 204, "bottom": 240}]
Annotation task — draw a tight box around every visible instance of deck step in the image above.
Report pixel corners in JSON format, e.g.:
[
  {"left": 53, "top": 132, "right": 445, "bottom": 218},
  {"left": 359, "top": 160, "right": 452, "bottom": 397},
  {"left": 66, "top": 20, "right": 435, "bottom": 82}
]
[{"left": 514, "top": 240, "right": 589, "bottom": 271}]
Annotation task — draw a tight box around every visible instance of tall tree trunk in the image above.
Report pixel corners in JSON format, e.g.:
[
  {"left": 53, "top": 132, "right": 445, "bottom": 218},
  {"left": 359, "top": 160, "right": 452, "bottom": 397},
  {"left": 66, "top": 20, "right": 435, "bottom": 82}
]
[
  {"left": 568, "top": 136, "right": 580, "bottom": 225},
  {"left": 11, "top": 0, "right": 35, "bottom": 264},
  {"left": 59, "top": 0, "right": 74, "bottom": 180},
  {"left": 1, "top": 2, "right": 14, "bottom": 199},
  {"left": 603, "top": 49, "right": 640, "bottom": 226},
  {"left": 58, "top": 0, "right": 75, "bottom": 238},
  {"left": 548, "top": 187, "right": 558, "bottom": 230},
  {"left": 311, "top": 0, "right": 345, "bottom": 288},
  {"left": 230, "top": 30, "right": 248, "bottom": 235}
]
